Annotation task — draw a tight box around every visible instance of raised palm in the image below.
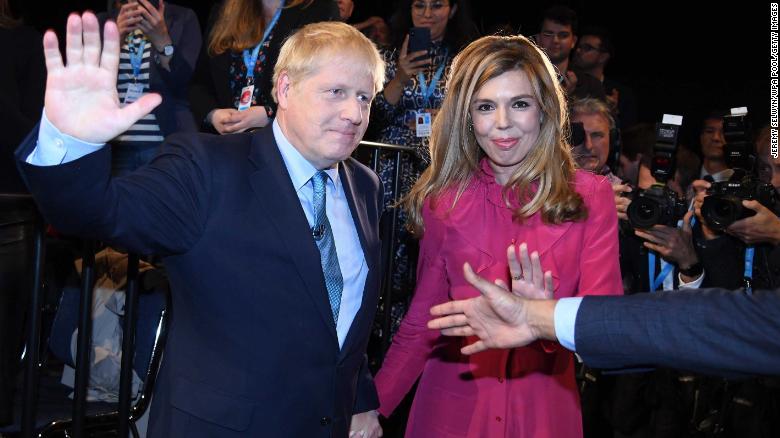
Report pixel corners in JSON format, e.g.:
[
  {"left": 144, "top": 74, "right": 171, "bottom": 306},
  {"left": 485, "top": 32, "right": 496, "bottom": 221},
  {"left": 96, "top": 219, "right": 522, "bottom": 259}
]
[{"left": 43, "top": 12, "right": 161, "bottom": 144}]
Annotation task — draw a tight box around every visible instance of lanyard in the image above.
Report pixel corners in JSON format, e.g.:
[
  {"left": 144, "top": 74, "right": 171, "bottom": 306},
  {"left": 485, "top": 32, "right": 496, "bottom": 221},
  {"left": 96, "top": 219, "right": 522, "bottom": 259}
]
[
  {"left": 127, "top": 33, "right": 146, "bottom": 79},
  {"left": 417, "top": 48, "right": 448, "bottom": 107},
  {"left": 648, "top": 251, "right": 674, "bottom": 292},
  {"left": 242, "top": 1, "right": 284, "bottom": 80},
  {"left": 648, "top": 214, "right": 698, "bottom": 292},
  {"left": 744, "top": 246, "right": 755, "bottom": 295}
]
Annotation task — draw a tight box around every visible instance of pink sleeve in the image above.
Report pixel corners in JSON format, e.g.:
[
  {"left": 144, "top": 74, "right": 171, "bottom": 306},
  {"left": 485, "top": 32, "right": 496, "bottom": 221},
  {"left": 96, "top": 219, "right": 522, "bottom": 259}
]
[
  {"left": 577, "top": 176, "right": 623, "bottom": 297},
  {"left": 374, "top": 203, "right": 449, "bottom": 417}
]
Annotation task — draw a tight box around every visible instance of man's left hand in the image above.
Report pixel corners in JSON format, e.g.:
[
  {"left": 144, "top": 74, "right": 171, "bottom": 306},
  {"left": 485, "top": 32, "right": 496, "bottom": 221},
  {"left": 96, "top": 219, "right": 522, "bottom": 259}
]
[
  {"left": 726, "top": 200, "right": 780, "bottom": 245},
  {"left": 349, "top": 410, "right": 382, "bottom": 438},
  {"left": 634, "top": 211, "right": 698, "bottom": 268}
]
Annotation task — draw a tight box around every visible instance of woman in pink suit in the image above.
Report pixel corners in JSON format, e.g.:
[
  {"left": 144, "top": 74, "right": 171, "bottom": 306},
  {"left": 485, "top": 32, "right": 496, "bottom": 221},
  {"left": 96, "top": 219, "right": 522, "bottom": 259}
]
[{"left": 373, "top": 35, "right": 622, "bottom": 438}]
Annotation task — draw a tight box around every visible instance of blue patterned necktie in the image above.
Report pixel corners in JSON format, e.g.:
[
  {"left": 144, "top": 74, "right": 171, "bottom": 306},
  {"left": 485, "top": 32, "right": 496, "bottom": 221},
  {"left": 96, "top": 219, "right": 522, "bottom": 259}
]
[{"left": 311, "top": 171, "right": 343, "bottom": 324}]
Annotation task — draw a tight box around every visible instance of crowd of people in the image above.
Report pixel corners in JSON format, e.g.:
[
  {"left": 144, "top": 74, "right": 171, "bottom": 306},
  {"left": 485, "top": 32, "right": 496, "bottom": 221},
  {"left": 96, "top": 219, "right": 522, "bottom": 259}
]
[{"left": 1, "top": 1, "right": 777, "bottom": 438}]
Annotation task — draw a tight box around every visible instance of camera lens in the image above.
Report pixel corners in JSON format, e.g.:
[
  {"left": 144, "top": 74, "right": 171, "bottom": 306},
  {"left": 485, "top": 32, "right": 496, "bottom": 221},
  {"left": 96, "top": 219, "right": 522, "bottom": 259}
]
[
  {"left": 628, "top": 197, "right": 661, "bottom": 229},
  {"left": 701, "top": 196, "right": 741, "bottom": 231}
]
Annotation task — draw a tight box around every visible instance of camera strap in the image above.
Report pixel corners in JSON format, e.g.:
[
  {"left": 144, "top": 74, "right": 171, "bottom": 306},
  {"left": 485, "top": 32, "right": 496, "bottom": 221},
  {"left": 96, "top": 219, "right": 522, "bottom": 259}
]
[{"left": 744, "top": 246, "right": 755, "bottom": 295}]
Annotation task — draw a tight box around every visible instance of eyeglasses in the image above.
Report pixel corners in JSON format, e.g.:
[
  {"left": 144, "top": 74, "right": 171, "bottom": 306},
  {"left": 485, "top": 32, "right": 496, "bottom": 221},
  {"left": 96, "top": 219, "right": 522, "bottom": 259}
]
[
  {"left": 577, "top": 43, "right": 604, "bottom": 53},
  {"left": 412, "top": 1, "right": 449, "bottom": 14}
]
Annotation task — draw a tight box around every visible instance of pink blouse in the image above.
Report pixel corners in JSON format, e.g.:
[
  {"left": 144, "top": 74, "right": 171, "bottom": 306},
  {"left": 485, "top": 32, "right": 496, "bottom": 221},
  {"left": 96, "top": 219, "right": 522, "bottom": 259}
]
[{"left": 375, "top": 160, "right": 622, "bottom": 438}]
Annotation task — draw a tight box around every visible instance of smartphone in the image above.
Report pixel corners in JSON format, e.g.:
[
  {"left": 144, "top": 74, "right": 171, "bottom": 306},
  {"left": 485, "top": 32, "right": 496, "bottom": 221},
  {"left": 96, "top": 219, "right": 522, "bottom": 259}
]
[{"left": 408, "top": 27, "right": 431, "bottom": 60}]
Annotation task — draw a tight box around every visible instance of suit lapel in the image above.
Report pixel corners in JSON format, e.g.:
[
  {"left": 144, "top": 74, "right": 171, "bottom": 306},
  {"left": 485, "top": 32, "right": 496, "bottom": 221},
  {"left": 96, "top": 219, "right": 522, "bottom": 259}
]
[
  {"left": 247, "top": 129, "right": 339, "bottom": 345},
  {"left": 338, "top": 162, "right": 380, "bottom": 354}
]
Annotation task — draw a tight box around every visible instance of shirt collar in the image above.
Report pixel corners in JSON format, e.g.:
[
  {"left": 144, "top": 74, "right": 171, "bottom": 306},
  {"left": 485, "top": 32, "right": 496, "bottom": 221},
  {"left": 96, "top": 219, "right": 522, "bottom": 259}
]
[
  {"left": 272, "top": 119, "right": 341, "bottom": 192},
  {"left": 699, "top": 166, "right": 734, "bottom": 182}
]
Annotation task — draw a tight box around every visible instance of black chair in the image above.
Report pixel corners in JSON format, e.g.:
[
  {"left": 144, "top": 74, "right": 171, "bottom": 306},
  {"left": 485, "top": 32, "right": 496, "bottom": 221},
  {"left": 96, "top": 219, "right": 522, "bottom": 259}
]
[{"left": 1, "top": 250, "right": 170, "bottom": 438}]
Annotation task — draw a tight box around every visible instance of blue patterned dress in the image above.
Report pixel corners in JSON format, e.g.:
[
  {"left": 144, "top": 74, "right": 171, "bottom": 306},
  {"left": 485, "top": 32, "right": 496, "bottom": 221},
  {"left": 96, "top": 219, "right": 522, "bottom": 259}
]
[{"left": 371, "top": 41, "right": 453, "bottom": 341}]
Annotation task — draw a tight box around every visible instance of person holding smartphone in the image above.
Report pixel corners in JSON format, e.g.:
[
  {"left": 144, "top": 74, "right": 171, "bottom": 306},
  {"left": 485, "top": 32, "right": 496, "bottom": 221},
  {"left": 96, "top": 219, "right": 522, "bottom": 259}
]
[
  {"left": 189, "top": 0, "right": 338, "bottom": 135},
  {"left": 103, "top": 0, "right": 201, "bottom": 174},
  {"left": 369, "top": 0, "right": 478, "bottom": 345}
]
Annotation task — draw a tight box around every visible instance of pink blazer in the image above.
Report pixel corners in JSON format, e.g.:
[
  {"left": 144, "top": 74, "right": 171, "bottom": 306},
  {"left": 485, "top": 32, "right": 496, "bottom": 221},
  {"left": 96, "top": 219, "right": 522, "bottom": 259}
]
[{"left": 375, "top": 164, "right": 622, "bottom": 438}]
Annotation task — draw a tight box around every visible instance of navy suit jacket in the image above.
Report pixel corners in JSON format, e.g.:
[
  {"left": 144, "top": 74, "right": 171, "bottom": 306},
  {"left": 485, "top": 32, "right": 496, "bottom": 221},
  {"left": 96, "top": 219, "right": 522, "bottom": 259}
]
[
  {"left": 16, "top": 126, "right": 384, "bottom": 437},
  {"left": 99, "top": 3, "right": 202, "bottom": 136},
  {"left": 575, "top": 288, "right": 780, "bottom": 377}
]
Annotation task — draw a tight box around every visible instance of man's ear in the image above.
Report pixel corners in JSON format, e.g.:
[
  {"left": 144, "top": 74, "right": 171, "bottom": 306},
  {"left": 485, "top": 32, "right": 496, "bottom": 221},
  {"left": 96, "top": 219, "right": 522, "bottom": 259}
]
[
  {"left": 449, "top": 4, "right": 457, "bottom": 19},
  {"left": 570, "top": 34, "right": 578, "bottom": 50},
  {"left": 276, "top": 71, "right": 292, "bottom": 110}
]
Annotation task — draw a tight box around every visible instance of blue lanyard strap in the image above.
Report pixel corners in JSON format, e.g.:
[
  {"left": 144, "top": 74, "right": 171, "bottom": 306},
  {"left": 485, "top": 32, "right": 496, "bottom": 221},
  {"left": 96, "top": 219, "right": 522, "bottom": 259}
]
[
  {"left": 127, "top": 33, "right": 146, "bottom": 79},
  {"left": 417, "top": 48, "right": 448, "bottom": 107},
  {"left": 648, "top": 251, "right": 674, "bottom": 292},
  {"left": 744, "top": 246, "right": 755, "bottom": 295},
  {"left": 242, "top": 2, "right": 285, "bottom": 80}
]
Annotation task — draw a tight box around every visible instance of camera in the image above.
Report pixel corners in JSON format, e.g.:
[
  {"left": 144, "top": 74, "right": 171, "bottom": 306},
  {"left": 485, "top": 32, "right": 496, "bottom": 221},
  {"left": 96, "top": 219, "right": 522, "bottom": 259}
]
[
  {"left": 700, "top": 108, "right": 779, "bottom": 231},
  {"left": 701, "top": 173, "right": 778, "bottom": 231},
  {"left": 627, "top": 185, "right": 689, "bottom": 229},
  {"left": 626, "top": 115, "right": 688, "bottom": 228}
]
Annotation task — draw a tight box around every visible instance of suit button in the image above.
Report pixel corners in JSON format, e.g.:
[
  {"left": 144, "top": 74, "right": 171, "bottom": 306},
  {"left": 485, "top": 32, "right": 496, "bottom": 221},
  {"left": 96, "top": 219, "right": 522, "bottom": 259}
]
[
  {"left": 320, "top": 417, "right": 332, "bottom": 426},
  {"left": 496, "top": 416, "right": 502, "bottom": 422},
  {"left": 498, "top": 377, "right": 504, "bottom": 383}
]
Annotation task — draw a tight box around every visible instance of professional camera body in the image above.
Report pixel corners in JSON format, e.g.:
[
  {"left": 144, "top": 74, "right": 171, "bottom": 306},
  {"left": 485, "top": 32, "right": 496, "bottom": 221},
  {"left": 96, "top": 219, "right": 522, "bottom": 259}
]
[
  {"left": 701, "top": 110, "right": 779, "bottom": 231},
  {"left": 628, "top": 184, "right": 688, "bottom": 229},
  {"left": 701, "top": 175, "right": 777, "bottom": 231},
  {"left": 626, "top": 115, "right": 688, "bottom": 229}
]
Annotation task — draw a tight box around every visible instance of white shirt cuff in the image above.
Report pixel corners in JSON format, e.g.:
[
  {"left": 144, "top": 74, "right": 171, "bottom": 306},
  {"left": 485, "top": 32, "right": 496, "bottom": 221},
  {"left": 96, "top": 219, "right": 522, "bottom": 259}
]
[
  {"left": 26, "top": 109, "right": 105, "bottom": 166},
  {"left": 677, "top": 271, "right": 705, "bottom": 289},
  {"left": 553, "top": 297, "right": 583, "bottom": 352}
]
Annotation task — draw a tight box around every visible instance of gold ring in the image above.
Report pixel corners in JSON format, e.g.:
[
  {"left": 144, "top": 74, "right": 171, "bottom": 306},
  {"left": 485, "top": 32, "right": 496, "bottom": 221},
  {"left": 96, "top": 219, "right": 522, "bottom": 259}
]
[{"left": 511, "top": 275, "right": 522, "bottom": 281}]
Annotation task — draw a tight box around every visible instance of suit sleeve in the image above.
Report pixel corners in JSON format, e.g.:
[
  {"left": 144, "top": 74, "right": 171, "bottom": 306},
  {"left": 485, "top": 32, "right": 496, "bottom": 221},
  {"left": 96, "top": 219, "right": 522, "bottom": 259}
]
[
  {"left": 373, "top": 202, "right": 448, "bottom": 417},
  {"left": 574, "top": 288, "right": 780, "bottom": 377},
  {"left": 16, "top": 131, "right": 212, "bottom": 256}
]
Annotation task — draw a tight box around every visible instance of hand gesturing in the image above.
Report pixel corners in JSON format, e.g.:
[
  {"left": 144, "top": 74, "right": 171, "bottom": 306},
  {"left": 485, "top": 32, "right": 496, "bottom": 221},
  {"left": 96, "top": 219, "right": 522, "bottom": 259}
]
[{"left": 43, "top": 12, "right": 161, "bottom": 144}]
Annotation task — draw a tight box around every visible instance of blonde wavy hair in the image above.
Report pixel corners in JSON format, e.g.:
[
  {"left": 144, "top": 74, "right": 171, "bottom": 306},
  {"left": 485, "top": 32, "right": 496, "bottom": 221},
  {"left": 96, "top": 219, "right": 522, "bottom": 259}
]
[
  {"left": 404, "top": 34, "right": 587, "bottom": 236},
  {"left": 208, "top": 0, "right": 312, "bottom": 55},
  {"left": 272, "top": 21, "right": 385, "bottom": 101}
]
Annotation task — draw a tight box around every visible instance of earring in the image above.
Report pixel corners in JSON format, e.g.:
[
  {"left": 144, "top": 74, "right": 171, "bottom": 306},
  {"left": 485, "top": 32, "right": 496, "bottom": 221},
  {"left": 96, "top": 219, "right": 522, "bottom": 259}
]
[{"left": 468, "top": 123, "right": 473, "bottom": 133}]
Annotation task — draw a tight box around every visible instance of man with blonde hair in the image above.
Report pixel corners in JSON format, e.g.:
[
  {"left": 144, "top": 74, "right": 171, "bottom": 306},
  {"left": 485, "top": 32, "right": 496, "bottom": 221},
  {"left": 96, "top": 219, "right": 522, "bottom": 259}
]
[{"left": 17, "top": 14, "right": 384, "bottom": 438}]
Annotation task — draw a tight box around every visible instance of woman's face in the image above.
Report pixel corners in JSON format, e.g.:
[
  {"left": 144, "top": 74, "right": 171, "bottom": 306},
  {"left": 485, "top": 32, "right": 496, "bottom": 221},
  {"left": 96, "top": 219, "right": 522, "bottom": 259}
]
[
  {"left": 411, "top": 0, "right": 453, "bottom": 42},
  {"left": 470, "top": 69, "right": 542, "bottom": 185}
]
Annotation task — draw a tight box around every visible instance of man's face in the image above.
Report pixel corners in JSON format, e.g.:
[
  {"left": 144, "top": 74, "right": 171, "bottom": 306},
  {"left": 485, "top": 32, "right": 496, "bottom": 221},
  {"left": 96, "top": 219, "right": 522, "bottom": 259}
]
[
  {"left": 537, "top": 19, "right": 577, "bottom": 66},
  {"left": 700, "top": 118, "right": 725, "bottom": 160},
  {"left": 572, "top": 112, "right": 611, "bottom": 173},
  {"left": 574, "top": 35, "right": 606, "bottom": 71},
  {"left": 276, "top": 55, "right": 375, "bottom": 170}
]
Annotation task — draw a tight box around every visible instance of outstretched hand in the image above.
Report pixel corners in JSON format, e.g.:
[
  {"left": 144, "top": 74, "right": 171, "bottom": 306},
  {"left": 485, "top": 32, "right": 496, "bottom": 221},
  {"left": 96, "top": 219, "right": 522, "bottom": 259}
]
[
  {"left": 427, "top": 244, "right": 557, "bottom": 355},
  {"left": 43, "top": 12, "right": 161, "bottom": 144}
]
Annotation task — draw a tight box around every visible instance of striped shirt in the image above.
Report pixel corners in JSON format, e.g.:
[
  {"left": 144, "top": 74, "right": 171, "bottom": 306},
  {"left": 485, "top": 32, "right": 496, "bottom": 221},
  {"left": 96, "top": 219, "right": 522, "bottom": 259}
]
[{"left": 114, "top": 30, "right": 164, "bottom": 146}]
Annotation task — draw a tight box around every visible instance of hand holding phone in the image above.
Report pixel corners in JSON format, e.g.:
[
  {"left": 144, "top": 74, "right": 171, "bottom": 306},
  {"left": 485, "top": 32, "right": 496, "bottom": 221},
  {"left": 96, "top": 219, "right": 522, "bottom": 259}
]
[{"left": 397, "top": 28, "right": 432, "bottom": 83}]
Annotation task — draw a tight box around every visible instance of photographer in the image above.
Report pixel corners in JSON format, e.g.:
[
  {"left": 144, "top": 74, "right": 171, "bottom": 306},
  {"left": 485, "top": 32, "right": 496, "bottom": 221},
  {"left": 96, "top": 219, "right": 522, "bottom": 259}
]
[
  {"left": 689, "top": 117, "right": 780, "bottom": 437},
  {"left": 693, "top": 121, "right": 780, "bottom": 290}
]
